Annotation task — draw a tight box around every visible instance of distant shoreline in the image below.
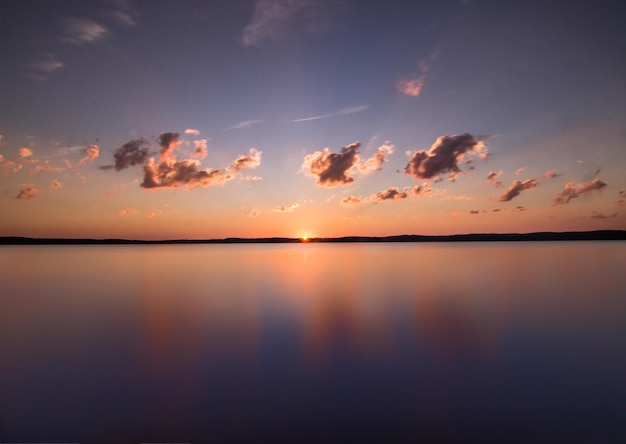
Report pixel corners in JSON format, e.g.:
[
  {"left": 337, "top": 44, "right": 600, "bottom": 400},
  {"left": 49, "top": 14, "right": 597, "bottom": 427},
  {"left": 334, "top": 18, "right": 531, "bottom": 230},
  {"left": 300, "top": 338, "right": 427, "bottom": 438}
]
[{"left": 1, "top": 230, "right": 625, "bottom": 245}]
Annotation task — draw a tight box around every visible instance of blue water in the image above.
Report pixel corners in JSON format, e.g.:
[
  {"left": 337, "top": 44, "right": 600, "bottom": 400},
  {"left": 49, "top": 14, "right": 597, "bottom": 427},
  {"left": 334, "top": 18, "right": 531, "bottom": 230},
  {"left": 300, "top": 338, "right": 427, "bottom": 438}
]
[{"left": 1, "top": 242, "right": 625, "bottom": 442}]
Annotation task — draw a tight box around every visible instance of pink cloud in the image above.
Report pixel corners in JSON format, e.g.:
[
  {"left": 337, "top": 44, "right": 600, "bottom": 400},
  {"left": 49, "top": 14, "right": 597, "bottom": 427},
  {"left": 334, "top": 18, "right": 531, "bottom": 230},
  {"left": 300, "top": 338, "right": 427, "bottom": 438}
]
[
  {"left": 499, "top": 179, "right": 538, "bottom": 202},
  {"left": 553, "top": 179, "right": 607, "bottom": 205},
  {"left": 358, "top": 142, "right": 394, "bottom": 174},
  {"left": 16, "top": 183, "right": 38, "bottom": 200},
  {"left": 192, "top": 139, "right": 208, "bottom": 159},
  {"left": 119, "top": 208, "right": 138, "bottom": 216},
  {"left": 486, "top": 170, "right": 502, "bottom": 184}
]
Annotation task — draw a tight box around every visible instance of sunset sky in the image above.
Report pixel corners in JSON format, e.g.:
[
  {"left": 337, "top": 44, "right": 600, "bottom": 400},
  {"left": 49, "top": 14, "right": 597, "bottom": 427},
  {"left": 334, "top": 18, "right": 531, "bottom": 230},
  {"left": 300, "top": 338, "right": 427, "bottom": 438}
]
[{"left": 1, "top": 0, "right": 625, "bottom": 239}]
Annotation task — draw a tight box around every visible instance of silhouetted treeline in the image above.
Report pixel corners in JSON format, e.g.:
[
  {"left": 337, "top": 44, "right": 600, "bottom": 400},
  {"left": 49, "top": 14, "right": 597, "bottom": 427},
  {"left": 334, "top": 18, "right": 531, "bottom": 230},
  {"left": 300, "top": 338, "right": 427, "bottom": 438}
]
[{"left": 1, "top": 230, "right": 624, "bottom": 245}]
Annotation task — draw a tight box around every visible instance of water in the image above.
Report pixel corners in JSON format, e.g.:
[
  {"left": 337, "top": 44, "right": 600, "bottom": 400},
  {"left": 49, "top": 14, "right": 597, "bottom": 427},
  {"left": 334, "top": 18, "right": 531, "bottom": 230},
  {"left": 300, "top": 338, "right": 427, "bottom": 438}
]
[{"left": 1, "top": 242, "right": 625, "bottom": 442}]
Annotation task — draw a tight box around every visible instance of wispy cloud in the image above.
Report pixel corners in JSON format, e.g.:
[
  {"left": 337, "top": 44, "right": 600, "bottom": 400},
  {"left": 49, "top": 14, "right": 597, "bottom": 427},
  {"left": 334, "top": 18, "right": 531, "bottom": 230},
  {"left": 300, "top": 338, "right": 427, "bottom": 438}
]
[
  {"left": 358, "top": 142, "right": 394, "bottom": 174},
  {"left": 292, "top": 105, "right": 368, "bottom": 123},
  {"left": 227, "top": 119, "right": 264, "bottom": 130},
  {"left": 272, "top": 203, "right": 299, "bottom": 213},
  {"left": 50, "top": 180, "right": 63, "bottom": 190},
  {"left": 340, "top": 195, "right": 362, "bottom": 207},
  {"left": 553, "top": 179, "right": 607, "bottom": 205},
  {"left": 119, "top": 208, "right": 138, "bottom": 216},
  {"left": 240, "top": 207, "right": 261, "bottom": 217},
  {"left": 243, "top": 0, "right": 319, "bottom": 46},
  {"left": 146, "top": 210, "right": 162, "bottom": 218},
  {"left": 61, "top": 18, "right": 109, "bottom": 45},
  {"left": 591, "top": 211, "right": 617, "bottom": 219},
  {"left": 100, "top": 0, "right": 138, "bottom": 27},
  {"left": 397, "top": 60, "right": 429, "bottom": 97},
  {"left": 405, "top": 134, "right": 488, "bottom": 181},
  {"left": 26, "top": 53, "right": 64, "bottom": 81},
  {"left": 184, "top": 128, "right": 200, "bottom": 136},
  {"left": 499, "top": 179, "right": 538, "bottom": 202},
  {"left": 75, "top": 145, "right": 100, "bottom": 167}
]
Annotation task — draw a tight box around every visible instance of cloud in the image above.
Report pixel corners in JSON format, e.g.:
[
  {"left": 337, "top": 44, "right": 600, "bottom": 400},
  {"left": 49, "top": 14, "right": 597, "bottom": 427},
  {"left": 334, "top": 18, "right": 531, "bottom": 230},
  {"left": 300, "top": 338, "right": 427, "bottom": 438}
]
[
  {"left": 27, "top": 53, "right": 64, "bottom": 81},
  {"left": 61, "top": 18, "right": 109, "bottom": 45},
  {"left": 358, "top": 142, "right": 394, "bottom": 174},
  {"left": 397, "top": 60, "right": 429, "bottom": 97},
  {"left": 486, "top": 170, "right": 502, "bottom": 184},
  {"left": 230, "top": 148, "right": 262, "bottom": 172},
  {"left": 184, "top": 128, "right": 200, "bottom": 135},
  {"left": 373, "top": 187, "right": 409, "bottom": 202},
  {"left": 515, "top": 167, "right": 527, "bottom": 176},
  {"left": 76, "top": 145, "right": 100, "bottom": 167},
  {"left": 301, "top": 141, "right": 361, "bottom": 187},
  {"left": 119, "top": 208, "right": 138, "bottom": 216},
  {"left": 411, "top": 182, "right": 433, "bottom": 196},
  {"left": 30, "top": 160, "right": 65, "bottom": 175},
  {"left": 544, "top": 169, "right": 562, "bottom": 180},
  {"left": 19, "top": 148, "right": 33, "bottom": 158},
  {"left": 405, "top": 134, "right": 487, "bottom": 181},
  {"left": 240, "top": 207, "right": 260, "bottom": 217},
  {"left": 468, "top": 210, "right": 480, "bottom": 215},
  {"left": 50, "top": 180, "right": 63, "bottom": 190},
  {"left": 242, "top": 0, "right": 312, "bottom": 46},
  {"left": 498, "top": 179, "right": 538, "bottom": 202},
  {"left": 273, "top": 203, "right": 299, "bottom": 213},
  {"left": 146, "top": 210, "right": 162, "bottom": 218},
  {"left": 101, "top": 0, "right": 138, "bottom": 27},
  {"left": 16, "top": 183, "right": 38, "bottom": 200},
  {"left": 158, "top": 132, "right": 181, "bottom": 161},
  {"left": 1, "top": 159, "right": 22, "bottom": 174},
  {"left": 617, "top": 190, "right": 625, "bottom": 206},
  {"left": 227, "top": 119, "right": 264, "bottom": 130},
  {"left": 140, "top": 147, "right": 261, "bottom": 190},
  {"left": 141, "top": 158, "right": 233, "bottom": 189},
  {"left": 553, "top": 179, "right": 608, "bottom": 205},
  {"left": 292, "top": 105, "right": 368, "bottom": 123},
  {"left": 341, "top": 195, "right": 362, "bottom": 207},
  {"left": 591, "top": 211, "right": 617, "bottom": 219},
  {"left": 192, "top": 139, "right": 208, "bottom": 159},
  {"left": 100, "top": 138, "right": 150, "bottom": 171}
]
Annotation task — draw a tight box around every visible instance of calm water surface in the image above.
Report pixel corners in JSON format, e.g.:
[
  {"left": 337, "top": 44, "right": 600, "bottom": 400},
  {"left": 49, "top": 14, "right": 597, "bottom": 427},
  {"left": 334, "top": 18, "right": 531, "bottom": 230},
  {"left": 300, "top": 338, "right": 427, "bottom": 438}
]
[{"left": 1, "top": 242, "right": 625, "bottom": 442}]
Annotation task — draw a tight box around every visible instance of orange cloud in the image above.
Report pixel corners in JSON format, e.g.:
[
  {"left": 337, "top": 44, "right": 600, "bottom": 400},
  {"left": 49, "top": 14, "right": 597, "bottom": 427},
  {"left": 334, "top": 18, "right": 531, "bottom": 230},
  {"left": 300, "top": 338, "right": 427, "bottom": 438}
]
[
  {"left": 273, "top": 203, "right": 299, "bottom": 213},
  {"left": 358, "top": 142, "right": 394, "bottom": 174},
  {"left": 119, "top": 208, "right": 139, "bottom": 216},
  {"left": 192, "top": 139, "right": 208, "bottom": 159},
  {"left": 340, "top": 195, "right": 362, "bottom": 207},
  {"left": 16, "top": 183, "right": 38, "bottom": 199}
]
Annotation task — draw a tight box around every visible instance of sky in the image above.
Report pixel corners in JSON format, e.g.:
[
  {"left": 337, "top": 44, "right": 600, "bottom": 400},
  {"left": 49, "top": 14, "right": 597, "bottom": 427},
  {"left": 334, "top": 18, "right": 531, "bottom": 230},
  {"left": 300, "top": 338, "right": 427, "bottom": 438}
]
[{"left": 1, "top": 0, "right": 625, "bottom": 240}]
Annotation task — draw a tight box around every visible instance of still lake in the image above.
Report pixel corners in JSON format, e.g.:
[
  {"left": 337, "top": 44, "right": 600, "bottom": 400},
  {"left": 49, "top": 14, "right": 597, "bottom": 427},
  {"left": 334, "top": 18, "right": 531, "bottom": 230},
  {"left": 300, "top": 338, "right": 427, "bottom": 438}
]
[{"left": 1, "top": 242, "right": 625, "bottom": 442}]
